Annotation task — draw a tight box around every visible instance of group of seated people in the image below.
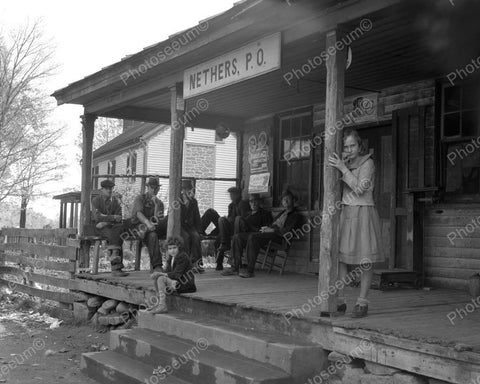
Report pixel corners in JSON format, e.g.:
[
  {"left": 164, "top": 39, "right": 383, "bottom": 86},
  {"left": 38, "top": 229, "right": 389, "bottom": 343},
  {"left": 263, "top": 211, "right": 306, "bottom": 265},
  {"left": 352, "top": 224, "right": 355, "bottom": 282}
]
[{"left": 91, "top": 177, "right": 303, "bottom": 280}]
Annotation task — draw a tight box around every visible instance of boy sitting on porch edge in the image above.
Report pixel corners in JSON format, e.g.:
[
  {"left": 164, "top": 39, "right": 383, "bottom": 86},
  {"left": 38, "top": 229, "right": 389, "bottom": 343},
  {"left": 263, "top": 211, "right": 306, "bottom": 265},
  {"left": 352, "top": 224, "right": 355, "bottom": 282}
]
[{"left": 148, "top": 236, "right": 197, "bottom": 314}]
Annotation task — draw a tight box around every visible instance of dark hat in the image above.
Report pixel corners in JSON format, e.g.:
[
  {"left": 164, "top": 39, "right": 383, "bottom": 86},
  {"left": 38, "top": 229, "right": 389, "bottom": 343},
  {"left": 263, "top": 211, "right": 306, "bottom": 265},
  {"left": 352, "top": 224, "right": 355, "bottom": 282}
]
[
  {"left": 280, "top": 189, "right": 297, "bottom": 201},
  {"left": 249, "top": 193, "right": 262, "bottom": 201},
  {"left": 181, "top": 179, "right": 194, "bottom": 190},
  {"left": 147, "top": 177, "right": 161, "bottom": 188},
  {"left": 100, "top": 179, "right": 115, "bottom": 188},
  {"left": 227, "top": 186, "right": 241, "bottom": 194}
]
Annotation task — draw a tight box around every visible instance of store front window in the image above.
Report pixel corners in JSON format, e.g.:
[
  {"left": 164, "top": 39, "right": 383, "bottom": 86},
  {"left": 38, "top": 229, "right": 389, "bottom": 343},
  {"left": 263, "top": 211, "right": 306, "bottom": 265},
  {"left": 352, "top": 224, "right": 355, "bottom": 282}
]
[
  {"left": 276, "top": 109, "right": 313, "bottom": 210},
  {"left": 442, "top": 82, "right": 480, "bottom": 199}
]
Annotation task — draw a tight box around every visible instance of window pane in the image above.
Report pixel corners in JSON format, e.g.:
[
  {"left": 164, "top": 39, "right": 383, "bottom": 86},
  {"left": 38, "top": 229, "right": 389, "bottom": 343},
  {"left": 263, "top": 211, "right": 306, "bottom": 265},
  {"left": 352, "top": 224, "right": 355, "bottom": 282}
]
[
  {"left": 463, "top": 84, "right": 478, "bottom": 110},
  {"left": 300, "top": 139, "right": 311, "bottom": 158},
  {"left": 445, "top": 142, "right": 480, "bottom": 194},
  {"left": 277, "top": 112, "right": 312, "bottom": 208},
  {"left": 282, "top": 140, "right": 291, "bottom": 158},
  {"left": 290, "top": 160, "right": 309, "bottom": 208},
  {"left": 281, "top": 119, "right": 290, "bottom": 139},
  {"left": 291, "top": 116, "right": 302, "bottom": 137},
  {"left": 302, "top": 115, "right": 312, "bottom": 136},
  {"left": 289, "top": 140, "right": 300, "bottom": 159},
  {"left": 444, "top": 113, "right": 461, "bottom": 137},
  {"left": 444, "top": 86, "right": 461, "bottom": 113},
  {"left": 278, "top": 161, "right": 288, "bottom": 193},
  {"left": 462, "top": 110, "right": 478, "bottom": 137}
]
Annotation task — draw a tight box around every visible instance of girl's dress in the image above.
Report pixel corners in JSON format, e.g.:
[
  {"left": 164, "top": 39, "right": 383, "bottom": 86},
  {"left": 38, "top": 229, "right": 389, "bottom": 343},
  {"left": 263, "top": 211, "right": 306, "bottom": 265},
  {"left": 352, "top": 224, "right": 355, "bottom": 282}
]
[{"left": 339, "top": 153, "right": 384, "bottom": 265}]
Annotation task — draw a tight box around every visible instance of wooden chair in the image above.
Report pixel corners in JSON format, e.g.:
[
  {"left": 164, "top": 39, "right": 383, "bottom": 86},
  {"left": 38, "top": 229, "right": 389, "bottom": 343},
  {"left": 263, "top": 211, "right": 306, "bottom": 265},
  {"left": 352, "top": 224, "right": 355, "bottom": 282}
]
[
  {"left": 77, "top": 224, "right": 105, "bottom": 275},
  {"left": 78, "top": 224, "right": 142, "bottom": 275},
  {"left": 257, "top": 240, "right": 292, "bottom": 275}
]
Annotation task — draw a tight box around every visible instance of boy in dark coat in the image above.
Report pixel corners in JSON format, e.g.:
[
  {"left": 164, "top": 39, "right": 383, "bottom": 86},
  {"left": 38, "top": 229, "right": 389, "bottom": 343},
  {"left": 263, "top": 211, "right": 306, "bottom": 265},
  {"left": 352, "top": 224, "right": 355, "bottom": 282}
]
[{"left": 149, "top": 236, "right": 196, "bottom": 314}]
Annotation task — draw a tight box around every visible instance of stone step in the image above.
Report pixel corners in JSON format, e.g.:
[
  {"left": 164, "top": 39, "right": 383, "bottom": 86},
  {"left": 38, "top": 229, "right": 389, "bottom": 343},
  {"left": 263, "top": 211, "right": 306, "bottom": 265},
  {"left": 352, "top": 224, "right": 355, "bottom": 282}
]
[
  {"left": 138, "top": 311, "right": 326, "bottom": 377},
  {"left": 110, "top": 327, "right": 295, "bottom": 384},
  {"left": 81, "top": 350, "right": 189, "bottom": 384}
]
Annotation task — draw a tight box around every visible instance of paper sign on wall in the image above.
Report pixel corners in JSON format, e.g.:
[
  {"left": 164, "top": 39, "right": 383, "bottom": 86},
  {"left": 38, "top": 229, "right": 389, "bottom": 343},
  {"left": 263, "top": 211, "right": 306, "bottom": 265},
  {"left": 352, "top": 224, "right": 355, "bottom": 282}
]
[
  {"left": 248, "top": 131, "right": 269, "bottom": 173},
  {"left": 248, "top": 172, "right": 270, "bottom": 194}
]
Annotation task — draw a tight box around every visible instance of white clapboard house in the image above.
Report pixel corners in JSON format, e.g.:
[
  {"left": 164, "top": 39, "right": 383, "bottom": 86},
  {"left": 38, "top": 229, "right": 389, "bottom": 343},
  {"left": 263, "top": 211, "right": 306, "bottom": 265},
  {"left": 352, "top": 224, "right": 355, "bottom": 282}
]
[{"left": 92, "top": 120, "right": 238, "bottom": 217}]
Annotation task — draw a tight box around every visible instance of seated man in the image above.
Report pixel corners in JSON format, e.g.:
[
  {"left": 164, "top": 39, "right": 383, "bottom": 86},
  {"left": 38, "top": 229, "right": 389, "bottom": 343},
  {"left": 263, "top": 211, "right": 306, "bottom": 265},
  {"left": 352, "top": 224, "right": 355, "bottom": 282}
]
[
  {"left": 180, "top": 180, "right": 203, "bottom": 272},
  {"left": 91, "top": 179, "right": 128, "bottom": 277},
  {"left": 148, "top": 236, "right": 196, "bottom": 314},
  {"left": 201, "top": 186, "right": 250, "bottom": 270},
  {"left": 130, "top": 177, "right": 166, "bottom": 273},
  {"left": 222, "top": 193, "right": 272, "bottom": 276},
  {"left": 239, "top": 190, "right": 303, "bottom": 278}
]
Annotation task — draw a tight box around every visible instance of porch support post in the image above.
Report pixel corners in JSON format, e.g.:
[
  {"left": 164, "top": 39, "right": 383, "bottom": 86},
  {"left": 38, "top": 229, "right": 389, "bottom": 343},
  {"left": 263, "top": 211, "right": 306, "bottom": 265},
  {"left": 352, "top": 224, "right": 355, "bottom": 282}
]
[
  {"left": 80, "top": 113, "right": 97, "bottom": 235},
  {"left": 167, "top": 83, "right": 185, "bottom": 238},
  {"left": 318, "top": 29, "right": 346, "bottom": 315}
]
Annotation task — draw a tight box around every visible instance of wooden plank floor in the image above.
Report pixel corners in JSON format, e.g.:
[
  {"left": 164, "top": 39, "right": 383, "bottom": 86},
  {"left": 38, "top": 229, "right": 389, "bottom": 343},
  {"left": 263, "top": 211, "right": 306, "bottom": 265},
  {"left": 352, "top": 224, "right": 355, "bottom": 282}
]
[{"left": 76, "top": 269, "right": 480, "bottom": 352}]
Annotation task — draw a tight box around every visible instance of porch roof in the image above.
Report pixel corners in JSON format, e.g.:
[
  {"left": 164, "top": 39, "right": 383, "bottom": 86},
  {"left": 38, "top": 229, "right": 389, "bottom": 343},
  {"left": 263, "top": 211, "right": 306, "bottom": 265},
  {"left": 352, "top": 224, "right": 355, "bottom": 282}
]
[{"left": 50, "top": 0, "right": 446, "bottom": 127}]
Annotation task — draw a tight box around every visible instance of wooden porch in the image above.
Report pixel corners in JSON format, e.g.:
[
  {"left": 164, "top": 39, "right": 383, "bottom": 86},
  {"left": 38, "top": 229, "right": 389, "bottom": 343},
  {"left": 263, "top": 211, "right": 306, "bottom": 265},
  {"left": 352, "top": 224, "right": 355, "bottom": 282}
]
[{"left": 75, "top": 270, "right": 480, "bottom": 383}]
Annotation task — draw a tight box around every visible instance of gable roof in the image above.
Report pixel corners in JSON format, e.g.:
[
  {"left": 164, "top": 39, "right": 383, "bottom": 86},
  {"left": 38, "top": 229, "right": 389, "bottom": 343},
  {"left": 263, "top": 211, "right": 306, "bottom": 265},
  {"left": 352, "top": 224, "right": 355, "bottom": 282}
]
[{"left": 93, "top": 122, "right": 167, "bottom": 159}]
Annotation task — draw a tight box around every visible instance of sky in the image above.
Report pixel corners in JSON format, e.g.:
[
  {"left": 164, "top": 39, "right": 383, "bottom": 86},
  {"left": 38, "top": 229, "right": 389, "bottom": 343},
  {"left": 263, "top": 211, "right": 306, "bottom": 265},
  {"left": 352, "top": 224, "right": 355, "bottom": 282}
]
[{"left": 0, "top": 0, "right": 234, "bottom": 220}]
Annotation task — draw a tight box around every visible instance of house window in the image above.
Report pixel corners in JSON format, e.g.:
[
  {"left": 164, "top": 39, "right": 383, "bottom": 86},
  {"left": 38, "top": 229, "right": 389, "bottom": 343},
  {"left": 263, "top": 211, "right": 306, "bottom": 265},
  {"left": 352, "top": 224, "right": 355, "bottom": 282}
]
[
  {"left": 126, "top": 151, "right": 137, "bottom": 181},
  {"left": 92, "top": 166, "right": 99, "bottom": 189},
  {"left": 441, "top": 82, "right": 480, "bottom": 199},
  {"left": 107, "top": 160, "right": 116, "bottom": 182},
  {"left": 276, "top": 110, "right": 313, "bottom": 210}
]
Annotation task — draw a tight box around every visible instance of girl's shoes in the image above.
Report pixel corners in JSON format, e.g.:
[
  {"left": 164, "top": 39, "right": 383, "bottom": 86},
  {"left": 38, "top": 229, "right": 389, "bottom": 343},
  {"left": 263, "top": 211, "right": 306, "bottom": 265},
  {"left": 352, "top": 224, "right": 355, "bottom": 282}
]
[
  {"left": 337, "top": 303, "right": 347, "bottom": 315},
  {"left": 351, "top": 304, "right": 368, "bottom": 318}
]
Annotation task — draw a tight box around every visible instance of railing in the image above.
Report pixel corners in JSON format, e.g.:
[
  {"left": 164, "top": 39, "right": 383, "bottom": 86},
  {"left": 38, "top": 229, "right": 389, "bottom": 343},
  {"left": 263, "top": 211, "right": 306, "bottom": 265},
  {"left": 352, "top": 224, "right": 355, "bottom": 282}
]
[
  {"left": 93, "top": 174, "right": 238, "bottom": 182},
  {"left": 0, "top": 228, "right": 80, "bottom": 305},
  {"left": 92, "top": 173, "right": 239, "bottom": 191}
]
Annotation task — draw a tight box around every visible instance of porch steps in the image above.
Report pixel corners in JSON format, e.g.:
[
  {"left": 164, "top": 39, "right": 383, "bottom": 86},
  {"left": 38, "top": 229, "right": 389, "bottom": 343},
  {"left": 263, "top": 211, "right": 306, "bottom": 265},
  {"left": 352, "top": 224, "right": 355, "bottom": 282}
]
[
  {"left": 81, "top": 350, "right": 189, "bottom": 384},
  {"left": 81, "top": 311, "right": 327, "bottom": 384},
  {"left": 138, "top": 311, "right": 326, "bottom": 377},
  {"left": 110, "top": 328, "right": 293, "bottom": 383}
]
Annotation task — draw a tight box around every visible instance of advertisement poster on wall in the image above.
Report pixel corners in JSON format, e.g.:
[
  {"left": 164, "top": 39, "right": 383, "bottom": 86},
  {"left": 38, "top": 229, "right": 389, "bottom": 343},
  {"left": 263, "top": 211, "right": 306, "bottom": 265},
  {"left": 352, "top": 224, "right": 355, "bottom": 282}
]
[
  {"left": 248, "top": 172, "right": 270, "bottom": 194},
  {"left": 248, "top": 131, "right": 269, "bottom": 173}
]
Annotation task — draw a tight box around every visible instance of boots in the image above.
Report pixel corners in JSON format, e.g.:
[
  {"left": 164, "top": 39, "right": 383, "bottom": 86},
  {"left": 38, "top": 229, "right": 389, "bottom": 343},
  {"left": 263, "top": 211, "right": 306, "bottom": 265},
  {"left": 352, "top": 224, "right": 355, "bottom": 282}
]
[
  {"left": 148, "top": 273, "right": 168, "bottom": 314},
  {"left": 109, "top": 246, "right": 129, "bottom": 277}
]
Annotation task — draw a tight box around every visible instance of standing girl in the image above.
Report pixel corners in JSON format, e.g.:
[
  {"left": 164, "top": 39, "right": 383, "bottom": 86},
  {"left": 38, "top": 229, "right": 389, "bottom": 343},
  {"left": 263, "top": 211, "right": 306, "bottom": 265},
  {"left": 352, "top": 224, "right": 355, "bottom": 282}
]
[{"left": 328, "top": 129, "right": 384, "bottom": 318}]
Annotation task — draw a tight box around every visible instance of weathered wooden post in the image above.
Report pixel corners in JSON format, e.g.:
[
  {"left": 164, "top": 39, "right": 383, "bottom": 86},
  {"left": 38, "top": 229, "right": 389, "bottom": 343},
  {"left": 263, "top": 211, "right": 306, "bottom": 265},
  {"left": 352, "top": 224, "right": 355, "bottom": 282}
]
[
  {"left": 69, "top": 202, "right": 75, "bottom": 228},
  {"left": 79, "top": 113, "right": 96, "bottom": 269},
  {"left": 167, "top": 83, "right": 185, "bottom": 238},
  {"left": 80, "top": 113, "right": 96, "bottom": 234},
  {"left": 319, "top": 29, "right": 346, "bottom": 315}
]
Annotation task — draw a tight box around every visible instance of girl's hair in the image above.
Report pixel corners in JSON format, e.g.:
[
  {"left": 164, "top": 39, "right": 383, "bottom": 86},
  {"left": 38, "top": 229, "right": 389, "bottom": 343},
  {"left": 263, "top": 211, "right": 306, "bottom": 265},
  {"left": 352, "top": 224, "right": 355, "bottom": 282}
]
[
  {"left": 167, "top": 236, "right": 184, "bottom": 249},
  {"left": 343, "top": 129, "right": 368, "bottom": 156}
]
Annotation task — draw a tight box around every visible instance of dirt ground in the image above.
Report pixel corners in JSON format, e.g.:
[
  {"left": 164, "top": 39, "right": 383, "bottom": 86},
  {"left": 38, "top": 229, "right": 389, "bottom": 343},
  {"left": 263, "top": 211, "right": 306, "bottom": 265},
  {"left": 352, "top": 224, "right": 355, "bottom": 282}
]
[{"left": 0, "top": 291, "right": 108, "bottom": 384}]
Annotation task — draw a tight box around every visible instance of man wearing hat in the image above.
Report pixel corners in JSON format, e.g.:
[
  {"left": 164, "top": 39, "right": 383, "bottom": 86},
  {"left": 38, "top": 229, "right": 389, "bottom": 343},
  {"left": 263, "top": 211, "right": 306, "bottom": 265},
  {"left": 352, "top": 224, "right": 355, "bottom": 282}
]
[
  {"left": 200, "top": 186, "right": 250, "bottom": 270},
  {"left": 222, "top": 193, "right": 273, "bottom": 276},
  {"left": 92, "top": 179, "right": 128, "bottom": 277},
  {"left": 131, "top": 177, "right": 167, "bottom": 273},
  {"left": 238, "top": 190, "right": 303, "bottom": 278},
  {"left": 179, "top": 179, "right": 204, "bottom": 272}
]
